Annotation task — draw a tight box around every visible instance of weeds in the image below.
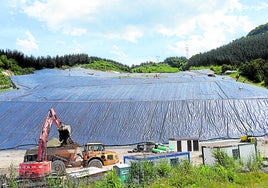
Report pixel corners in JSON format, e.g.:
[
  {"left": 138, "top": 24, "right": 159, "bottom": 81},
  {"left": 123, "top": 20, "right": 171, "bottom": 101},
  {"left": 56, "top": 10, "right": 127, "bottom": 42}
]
[
  {"left": 46, "top": 174, "right": 63, "bottom": 188},
  {"left": 7, "top": 163, "right": 17, "bottom": 188},
  {"left": 94, "top": 169, "right": 122, "bottom": 188}
]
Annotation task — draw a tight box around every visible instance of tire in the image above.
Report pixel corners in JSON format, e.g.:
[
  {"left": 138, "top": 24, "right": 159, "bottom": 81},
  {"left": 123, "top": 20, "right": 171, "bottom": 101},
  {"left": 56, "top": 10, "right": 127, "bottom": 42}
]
[
  {"left": 88, "top": 159, "right": 103, "bottom": 168},
  {"left": 52, "top": 160, "right": 66, "bottom": 175}
]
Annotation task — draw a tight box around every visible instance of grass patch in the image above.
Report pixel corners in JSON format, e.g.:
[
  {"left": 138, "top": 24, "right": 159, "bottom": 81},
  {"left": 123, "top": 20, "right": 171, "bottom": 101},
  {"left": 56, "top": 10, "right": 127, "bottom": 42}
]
[
  {"left": 81, "top": 60, "right": 129, "bottom": 72},
  {"left": 130, "top": 63, "right": 179, "bottom": 73},
  {"left": 229, "top": 72, "right": 266, "bottom": 88},
  {"left": 189, "top": 65, "right": 222, "bottom": 74}
]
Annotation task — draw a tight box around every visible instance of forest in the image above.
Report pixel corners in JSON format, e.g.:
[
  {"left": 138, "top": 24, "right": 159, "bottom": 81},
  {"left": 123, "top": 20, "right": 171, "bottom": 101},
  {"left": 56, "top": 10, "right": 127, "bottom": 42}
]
[
  {"left": 0, "top": 49, "right": 186, "bottom": 73},
  {"left": 0, "top": 49, "right": 130, "bottom": 72}
]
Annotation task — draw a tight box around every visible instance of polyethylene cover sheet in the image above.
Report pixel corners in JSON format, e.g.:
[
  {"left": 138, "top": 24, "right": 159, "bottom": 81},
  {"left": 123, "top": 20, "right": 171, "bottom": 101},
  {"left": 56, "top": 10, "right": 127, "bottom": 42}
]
[{"left": 0, "top": 68, "right": 268, "bottom": 149}]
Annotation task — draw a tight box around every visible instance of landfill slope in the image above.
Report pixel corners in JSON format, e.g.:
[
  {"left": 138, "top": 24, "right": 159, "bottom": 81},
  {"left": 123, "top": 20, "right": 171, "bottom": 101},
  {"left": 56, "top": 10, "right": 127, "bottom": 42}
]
[{"left": 0, "top": 68, "right": 268, "bottom": 149}]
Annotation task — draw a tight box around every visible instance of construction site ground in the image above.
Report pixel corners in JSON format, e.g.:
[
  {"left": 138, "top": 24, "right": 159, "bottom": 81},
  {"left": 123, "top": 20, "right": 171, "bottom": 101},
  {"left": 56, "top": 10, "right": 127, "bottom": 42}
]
[{"left": 1, "top": 139, "right": 268, "bottom": 177}]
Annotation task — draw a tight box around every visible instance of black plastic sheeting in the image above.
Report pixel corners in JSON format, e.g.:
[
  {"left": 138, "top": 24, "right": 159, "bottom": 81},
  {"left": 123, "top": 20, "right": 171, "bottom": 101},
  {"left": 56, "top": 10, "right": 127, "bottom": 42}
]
[{"left": 0, "top": 68, "right": 268, "bottom": 149}]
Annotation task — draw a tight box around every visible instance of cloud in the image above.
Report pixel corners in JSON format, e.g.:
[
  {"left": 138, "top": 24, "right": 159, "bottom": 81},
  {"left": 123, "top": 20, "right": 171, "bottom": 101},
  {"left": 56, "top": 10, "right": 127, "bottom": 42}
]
[
  {"left": 106, "top": 26, "right": 143, "bottom": 43},
  {"left": 56, "top": 40, "right": 65, "bottom": 45},
  {"left": 157, "top": 0, "right": 254, "bottom": 57},
  {"left": 255, "top": 2, "right": 268, "bottom": 10},
  {"left": 16, "top": 31, "right": 38, "bottom": 51},
  {"left": 122, "top": 28, "right": 143, "bottom": 43},
  {"left": 63, "top": 28, "right": 87, "bottom": 36},
  {"left": 169, "top": 29, "right": 226, "bottom": 58},
  {"left": 109, "top": 45, "right": 127, "bottom": 59},
  {"left": 155, "top": 19, "right": 196, "bottom": 38},
  {"left": 12, "top": 0, "right": 262, "bottom": 61},
  {"left": 20, "top": 1, "right": 250, "bottom": 40},
  {"left": 22, "top": 0, "right": 101, "bottom": 35},
  {"left": 9, "top": 0, "right": 27, "bottom": 8}
]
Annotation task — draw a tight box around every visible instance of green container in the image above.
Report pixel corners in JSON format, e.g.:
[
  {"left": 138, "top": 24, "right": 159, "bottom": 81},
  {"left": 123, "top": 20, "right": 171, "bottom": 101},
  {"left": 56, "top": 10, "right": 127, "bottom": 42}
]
[
  {"left": 152, "top": 148, "right": 161, "bottom": 153},
  {"left": 113, "top": 164, "right": 130, "bottom": 184},
  {"left": 157, "top": 145, "right": 167, "bottom": 151}
]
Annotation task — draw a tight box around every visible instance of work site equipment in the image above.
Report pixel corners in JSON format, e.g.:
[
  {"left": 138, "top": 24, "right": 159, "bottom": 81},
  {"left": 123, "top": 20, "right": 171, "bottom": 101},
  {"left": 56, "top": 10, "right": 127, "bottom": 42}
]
[
  {"left": 19, "top": 108, "right": 74, "bottom": 178},
  {"left": 240, "top": 135, "right": 257, "bottom": 144},
  {"left": 82, "top": 143, "right": 119, "bottom": 168},
  {"left": 19, "top": 108, "right": 119, "bottom": 179}
]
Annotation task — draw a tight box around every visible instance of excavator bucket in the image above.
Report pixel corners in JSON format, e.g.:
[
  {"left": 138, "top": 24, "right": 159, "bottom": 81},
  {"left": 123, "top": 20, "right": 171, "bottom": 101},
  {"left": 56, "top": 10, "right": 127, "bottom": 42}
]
[{"left": 58, "top": 124, "right": 73, "bottom": 145}]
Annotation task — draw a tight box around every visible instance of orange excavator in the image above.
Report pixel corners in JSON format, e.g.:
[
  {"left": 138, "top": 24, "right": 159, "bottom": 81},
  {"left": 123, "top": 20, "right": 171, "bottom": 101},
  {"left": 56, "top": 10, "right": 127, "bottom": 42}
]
[{"left": 19, "top": 108, "right": 74, "bottom": 179}]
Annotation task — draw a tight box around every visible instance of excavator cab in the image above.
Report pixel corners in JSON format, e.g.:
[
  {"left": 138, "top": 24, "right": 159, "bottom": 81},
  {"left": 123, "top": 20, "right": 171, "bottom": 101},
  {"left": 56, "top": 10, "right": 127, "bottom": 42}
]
[{"left": 24, "top": 154, "right": 38, "bottom": 162}]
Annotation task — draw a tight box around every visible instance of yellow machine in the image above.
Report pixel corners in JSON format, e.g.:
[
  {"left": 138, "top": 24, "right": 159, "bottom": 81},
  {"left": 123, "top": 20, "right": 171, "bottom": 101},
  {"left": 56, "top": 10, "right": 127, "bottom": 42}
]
[{"left": 240, "top": 135, "right": 257, "bottom": 143}]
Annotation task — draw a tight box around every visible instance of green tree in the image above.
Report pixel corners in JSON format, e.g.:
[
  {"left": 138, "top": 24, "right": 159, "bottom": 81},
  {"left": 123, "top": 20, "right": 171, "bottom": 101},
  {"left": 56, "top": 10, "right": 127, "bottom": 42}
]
[
  {"left": 240, "top": 58, "right": 265, "bottom": 82},
  {"left": 164, "top": 56, "right": 188, "bottom": 70}
]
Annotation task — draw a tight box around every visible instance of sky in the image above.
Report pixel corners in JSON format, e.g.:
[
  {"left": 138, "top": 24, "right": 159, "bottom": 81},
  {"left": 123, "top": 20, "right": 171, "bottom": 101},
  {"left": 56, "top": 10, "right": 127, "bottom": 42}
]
[{"left": 1, "top": 0, "right": 268, "bottom": 65}]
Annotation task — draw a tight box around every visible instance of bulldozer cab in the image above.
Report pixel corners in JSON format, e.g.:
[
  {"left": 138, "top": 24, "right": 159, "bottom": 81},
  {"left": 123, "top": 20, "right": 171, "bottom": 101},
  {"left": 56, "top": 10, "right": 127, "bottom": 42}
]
[
  {"left": 84, "top": 143, "right": 104, "bottom": 152},
  {"left": 82, "top": 143, "right": 119, "bottom": 168}
]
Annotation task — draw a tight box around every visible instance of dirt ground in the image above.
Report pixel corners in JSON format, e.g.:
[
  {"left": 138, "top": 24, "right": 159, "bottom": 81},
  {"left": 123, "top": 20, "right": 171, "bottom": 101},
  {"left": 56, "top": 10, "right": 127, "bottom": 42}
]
[{"left": 1, "top": 139, "right": 268, "bottom": 177}]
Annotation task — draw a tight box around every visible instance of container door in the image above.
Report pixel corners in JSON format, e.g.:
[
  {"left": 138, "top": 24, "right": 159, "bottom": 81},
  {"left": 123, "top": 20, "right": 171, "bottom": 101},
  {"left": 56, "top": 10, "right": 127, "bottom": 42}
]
[
  {"left": 177, "top": 141, "right": 181, "bottom": 152},
  {"left": 193, "top": 140, "right": 199, "bottom": 151},
  {"left": 187, "top": 140, "right": 192, "bottom": 151}
]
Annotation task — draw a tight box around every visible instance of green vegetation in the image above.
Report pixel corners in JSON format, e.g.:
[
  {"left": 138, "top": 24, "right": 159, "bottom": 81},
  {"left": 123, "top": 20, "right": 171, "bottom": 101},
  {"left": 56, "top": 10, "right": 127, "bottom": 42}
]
[
  {"left": 247, "top": 23, "right": 268, "bottom": 37},
  {"left": 239, "top": 58, "right": 268, "bottom": 86},
  {"left": 189, "top": 65, "right": 222, "bottom": 75},
  {"left": 229, "top": 72, "right": 265, "bottom": 88},
  {"left": 81, "top": 60, "right": 129, "bottom": 73},
  {"left": 188, "top": 25, "right": 268, "bottom": 68},
  {"left": 0, "top": 55, "right": 34, "bottom": 75},
  {"left": 189, "top": 63, "right": 268, "bottom": 88},
  {"left": 0, "top": 71, "right": 11, "bottom": 91},
  {"left": 7, "top": 164, "right": 17, "bottom": 188},
  {"left": 94, "top": 170, "right": 121, "bottom": 188},
  {"left": 0, "top": 49, "right": 129, "bottom": 72},
  {"left": 163, "top": 56, "right": 188, "bottom": 71},
  {"left": 0, "top": 54, "right": 34, "bottom": 91},
  {"left": 130, "top": 57, "right": 187, "bottom": 73},
  {"left": 131, "top": 63, "right": 179, "bottom": 73}
]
